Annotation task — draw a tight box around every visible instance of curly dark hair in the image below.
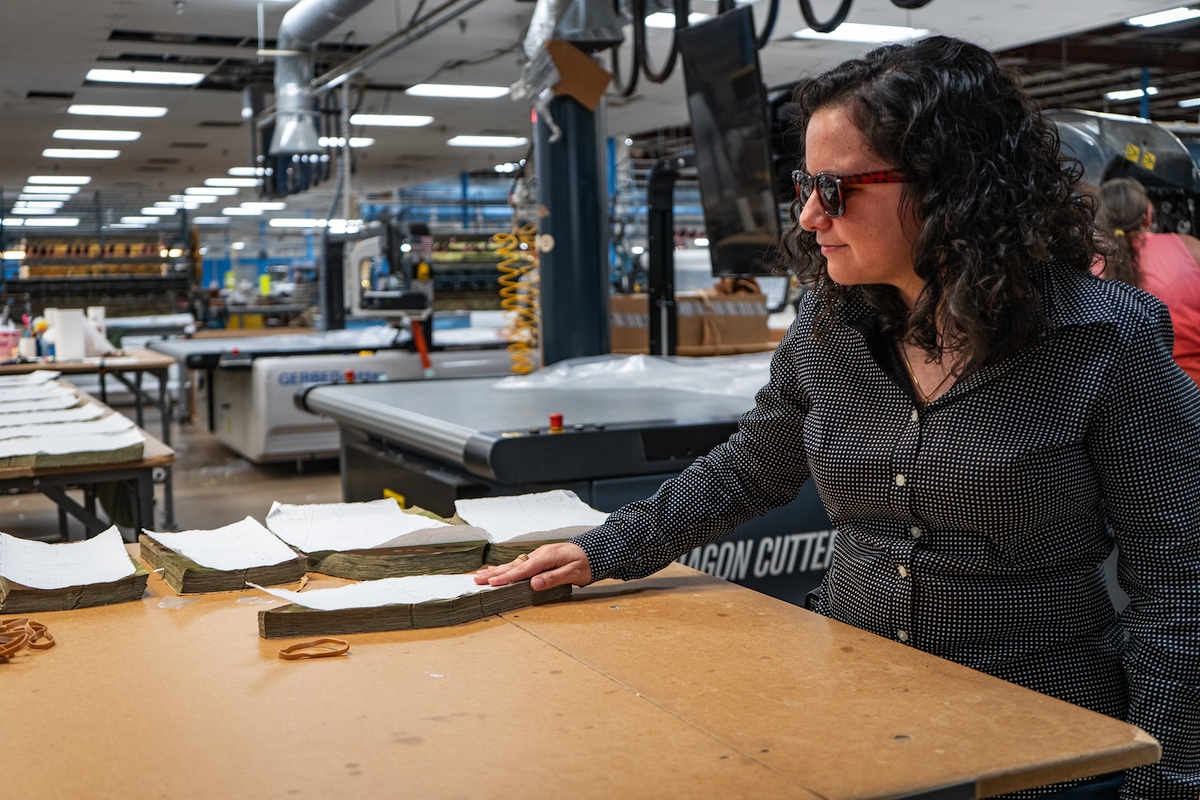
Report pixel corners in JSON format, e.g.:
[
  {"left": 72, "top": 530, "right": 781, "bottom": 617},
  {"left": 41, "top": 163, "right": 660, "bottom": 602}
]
[{"left": 778, "top": 35, "right": 1097, "bottom": 373}]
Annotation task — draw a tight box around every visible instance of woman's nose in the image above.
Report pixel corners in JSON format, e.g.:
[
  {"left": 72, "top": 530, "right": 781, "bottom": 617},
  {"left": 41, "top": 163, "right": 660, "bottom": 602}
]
[{"left": 798, "top": 191, "right": 829, "bottom": 232}]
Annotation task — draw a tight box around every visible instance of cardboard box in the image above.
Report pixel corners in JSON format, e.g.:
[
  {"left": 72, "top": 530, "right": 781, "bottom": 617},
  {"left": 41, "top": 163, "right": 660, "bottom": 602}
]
[{"left": 610, "top": 292, "right": 773, "bottom": 355}]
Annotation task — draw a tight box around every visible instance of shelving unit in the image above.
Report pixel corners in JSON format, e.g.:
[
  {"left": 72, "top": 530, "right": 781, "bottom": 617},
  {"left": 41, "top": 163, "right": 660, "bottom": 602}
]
[
  {"left": 427, "top": 231, "right": 505, "bottom": 311},
  {"left": 2, "top": 236, "right": 197, "bottom": 317}
]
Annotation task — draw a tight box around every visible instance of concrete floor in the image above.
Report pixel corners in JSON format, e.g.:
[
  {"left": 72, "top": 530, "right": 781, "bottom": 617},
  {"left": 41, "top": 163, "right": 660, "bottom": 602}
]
[{"left": 0, "top": 401, "right": 345, "bottom": 541}]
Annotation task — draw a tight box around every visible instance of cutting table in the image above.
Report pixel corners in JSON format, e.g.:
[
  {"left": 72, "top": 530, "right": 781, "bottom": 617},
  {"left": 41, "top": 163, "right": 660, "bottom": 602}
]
[{"left": 149, "top": 326, "right": 512, "bottom": 464}]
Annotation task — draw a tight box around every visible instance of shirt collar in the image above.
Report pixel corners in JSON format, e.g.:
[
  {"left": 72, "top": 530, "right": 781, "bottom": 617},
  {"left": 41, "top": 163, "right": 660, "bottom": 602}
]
[{"left": 1036, "top": 259, "right": 1117, "bottom": 329}]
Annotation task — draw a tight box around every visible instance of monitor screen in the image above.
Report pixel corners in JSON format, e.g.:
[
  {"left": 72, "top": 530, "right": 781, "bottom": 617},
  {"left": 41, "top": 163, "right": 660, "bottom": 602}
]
[{"left": 678, "top": 7, "right": 780, "bottom": 277}]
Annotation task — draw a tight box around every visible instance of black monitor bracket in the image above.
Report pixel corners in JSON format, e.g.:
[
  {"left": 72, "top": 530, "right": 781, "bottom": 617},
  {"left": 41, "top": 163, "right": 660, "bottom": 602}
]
[{"left": 646, "top": 151, "right": 695, "bottom": 357}]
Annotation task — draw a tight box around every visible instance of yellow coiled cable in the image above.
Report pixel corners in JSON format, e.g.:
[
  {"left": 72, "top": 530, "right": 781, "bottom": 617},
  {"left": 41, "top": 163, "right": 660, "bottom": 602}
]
[{"left": 494, "top": 222, "right": 539, "bottom": 374}]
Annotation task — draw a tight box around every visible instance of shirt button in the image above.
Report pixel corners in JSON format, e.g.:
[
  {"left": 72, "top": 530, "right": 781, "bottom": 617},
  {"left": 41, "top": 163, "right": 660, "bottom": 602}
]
[
  {"left": 910, "top": 526, "right": 922, "bottom": 538},
  {"left": 911, "top": 409, "right": 919, "bottom": 422},
  {"left": 897, "top": 565, "right": 909, "bottom": 578},
  {"left": 897, "top": 629, "right": 910, "bottom": 642},
  {"left": 894, "top": 474, "right": 907, "bottom": 486}
]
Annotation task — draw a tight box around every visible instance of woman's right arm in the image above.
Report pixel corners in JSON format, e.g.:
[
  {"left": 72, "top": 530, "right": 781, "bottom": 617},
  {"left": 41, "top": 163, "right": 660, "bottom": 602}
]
[{"left": 571, "top": 322, "right": 815, "bottom": 585}]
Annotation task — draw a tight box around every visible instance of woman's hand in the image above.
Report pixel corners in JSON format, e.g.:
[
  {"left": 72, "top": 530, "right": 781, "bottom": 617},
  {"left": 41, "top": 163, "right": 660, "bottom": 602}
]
[{"left": 474, "top": 542, "right": 593, "bottom": 591}]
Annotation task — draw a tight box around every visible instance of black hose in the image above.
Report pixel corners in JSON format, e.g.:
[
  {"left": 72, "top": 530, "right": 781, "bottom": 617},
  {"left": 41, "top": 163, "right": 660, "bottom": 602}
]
[
  {"left": 754, "top": 0, "right": 781, "bottom": 49},
  {"left": 637, "top": 0, "right": 687, "bottom": 83},
  {"left": 797, "top": 0, "right": 852, "bottom": 33}
]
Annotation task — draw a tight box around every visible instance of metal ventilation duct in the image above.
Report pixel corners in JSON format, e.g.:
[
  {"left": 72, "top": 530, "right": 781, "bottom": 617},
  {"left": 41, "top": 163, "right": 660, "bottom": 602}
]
[{"left": 270, "top": 0, "right": 378, "bottom": 156}]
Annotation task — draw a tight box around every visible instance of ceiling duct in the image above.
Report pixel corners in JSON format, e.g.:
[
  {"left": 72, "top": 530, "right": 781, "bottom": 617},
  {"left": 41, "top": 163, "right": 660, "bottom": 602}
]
[
  {"left": 524, "top": 0, "right": 624, "bottom": 58},
  {"left": 270, "top": 0, "right": 378, "bottom": 156}
]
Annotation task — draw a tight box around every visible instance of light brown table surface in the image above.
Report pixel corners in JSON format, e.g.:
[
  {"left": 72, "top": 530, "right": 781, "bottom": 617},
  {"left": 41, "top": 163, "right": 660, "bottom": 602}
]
[
  {"left": 4, "top": 559, "right": 1157, "bottom": 800},
  {"left": 0, "top": 347, "right": 175, "bottom": 375},
  {"left": 189, "top": 326, "right": 319, "bottom": 339}
]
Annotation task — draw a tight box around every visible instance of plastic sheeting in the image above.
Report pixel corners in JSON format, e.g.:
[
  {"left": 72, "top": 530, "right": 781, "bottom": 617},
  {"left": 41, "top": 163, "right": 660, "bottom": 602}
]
[{"left": 493, "top": 353, "right": 773, "bottom": 399}]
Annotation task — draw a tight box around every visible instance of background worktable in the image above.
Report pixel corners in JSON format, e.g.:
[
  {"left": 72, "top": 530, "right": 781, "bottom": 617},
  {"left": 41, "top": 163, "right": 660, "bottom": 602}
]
[{"left": 0, "top": 349, "right": 177, "bottom": 528}]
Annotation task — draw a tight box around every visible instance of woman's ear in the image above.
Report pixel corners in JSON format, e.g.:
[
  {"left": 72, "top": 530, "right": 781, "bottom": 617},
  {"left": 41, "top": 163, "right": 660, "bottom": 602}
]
[{"left": 1143, "top": 203, "right": 1154, "bottom": 230}]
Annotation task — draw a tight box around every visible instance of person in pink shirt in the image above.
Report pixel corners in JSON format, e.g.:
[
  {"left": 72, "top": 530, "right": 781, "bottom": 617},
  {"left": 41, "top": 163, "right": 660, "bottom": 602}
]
[{"left": 1096, "top": 177, "right": 1200, "bottom": 386}]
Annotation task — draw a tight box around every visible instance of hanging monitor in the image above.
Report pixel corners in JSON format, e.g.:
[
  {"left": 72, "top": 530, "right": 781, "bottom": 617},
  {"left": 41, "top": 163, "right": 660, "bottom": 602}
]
[{"left": 678, "top": 7, "right": 780, "bottom": 277}]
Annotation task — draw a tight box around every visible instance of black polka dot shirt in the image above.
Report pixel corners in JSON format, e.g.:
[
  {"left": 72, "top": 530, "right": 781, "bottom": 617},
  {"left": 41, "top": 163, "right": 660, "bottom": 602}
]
[{"left": 574, "top": 263, "right": 1200, "bottom": 799}]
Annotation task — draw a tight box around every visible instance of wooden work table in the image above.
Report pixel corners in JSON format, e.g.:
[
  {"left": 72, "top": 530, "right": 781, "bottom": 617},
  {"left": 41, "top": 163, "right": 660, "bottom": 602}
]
[
  {"left": 4, "top": 560, "right": 1157, "bottom": 800},
  {"left": 0, "top": 350, "right": 177, "bottom": 528}
]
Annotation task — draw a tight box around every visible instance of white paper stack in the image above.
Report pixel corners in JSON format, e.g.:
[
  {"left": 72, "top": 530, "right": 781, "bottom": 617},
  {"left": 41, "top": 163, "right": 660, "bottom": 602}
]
[
  {"left": 0, "top": 526, "right": 134, "bottom": 590},
  {"left": 453, "top": 490, "right": 610, "bottom": 544},
  {"left": 265, "top": 499, "right": 483, "bottom": 553},
  {"left": 251, "top": 573, "right": 497, "bottom": 611}
]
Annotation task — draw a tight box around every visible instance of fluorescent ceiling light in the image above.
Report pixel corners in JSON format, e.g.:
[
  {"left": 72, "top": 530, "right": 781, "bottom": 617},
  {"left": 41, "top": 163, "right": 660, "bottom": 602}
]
[
  {"left": 1105, "top": 86, "right": 1159, "bottom": 101},
  {"left": 175, "top": 194, "right": 219, "bottom": 203},
  {"left": 646, "top": 11, "right": 712, "bottom": 28},
  {"left": 43, "top": 148, "right": 120, "bottom": 159},
  {"left": 318, "top": 136, "right": 375, "bottom": 148},
  {"left": 447, "top": 135, "right": 529, "bottom": 147},
  {"left": 53, "top": 129, "right": 141, "bottom": 142},
  {"left": 155, "top": 201, "right": 199, "bottom": 210},
  {"left": 204, "top": 177, "right": 259, "bottom": 188},
  {"left": 186, "top": 186, "right": 238, "bottom": 196},
  {"left": 221, "top": 207, "right": 262, "bottom": 215},
  {"left": 68, "top": 104, "right": 167, "bottom": 118},
  {"left": 26, "top": 176, "right": 90, "bottom": 185},
  {"left": 1127, "top": 7, "right": 1200, "bottom": 27},
  {"left": 15, "top": 201, "right": 64, "bottom": 209},
  {"left": 10, "top": 208, "right": 56, "bottom": 215},
  {"left": 193, "top": 217, "right": 231, "bottom": 224},
  {"left": 241, "top": 202, "right": 287, "bottom": 211},
  {"left": 86, "top": 68, "right": 205, "bottom": 86},
  {"left": 141, "top": 208, "right": 176, "bottom": 216},
  {"left": 2, "top": 249, "right": 26, "bottom": 258},
  {"left": 19, "top": 194, "right": 73, "bottom": 202},
  {"left": 349, "top": 113, "right": 434, "bottom": 127},
  {"left": 1179, "top": 96, "right": 1200, "bottom": 108},
  {"left": 23, "top": 185, "right": 80, "bottom": 194},
  {"left": 328, "top": 220, "right": 361, "bottom": 234},
  {"left": 105, "top": 223, "right": 148, "bottom": 229},
  {"left": 23, "top": 218, "right": 80, "bottom": 227},
  {"left": 268, "top": 218, "right": 361, "bottom": 230},
  {"left": 269, "top": 218, "right": 321, "bottom": 228},
  {"left": 228, "top": 167, "right": 271, "bottom": 177},
  {"left": 122, "top": 216, "right": 161, "bottom": 224},
  {"left": 2, "top": 219, "right": 25, "bottom": 227},
  {"left": 792, "top": 22, "right": 930, "bottom": 42},
  {"left": 405, "top": 83, "right": 509, "bottom": 99}
]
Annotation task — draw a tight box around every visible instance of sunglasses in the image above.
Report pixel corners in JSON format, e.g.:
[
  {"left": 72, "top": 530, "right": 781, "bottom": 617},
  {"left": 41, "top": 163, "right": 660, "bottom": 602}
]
[{"left": 792, "top": 168, "right": 910, "bottom": 218}]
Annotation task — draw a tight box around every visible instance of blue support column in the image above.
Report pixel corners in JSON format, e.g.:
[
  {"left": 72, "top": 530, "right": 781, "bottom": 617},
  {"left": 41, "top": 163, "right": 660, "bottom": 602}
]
[
  {"left": 607, "top": 136, "right": 618, "bottom": 288},
  {"left": 461, "top": 171, "right": 470, "bottom": 228},
  {"left": 535, "top": 95, "right": 611, "bottom": 366}
]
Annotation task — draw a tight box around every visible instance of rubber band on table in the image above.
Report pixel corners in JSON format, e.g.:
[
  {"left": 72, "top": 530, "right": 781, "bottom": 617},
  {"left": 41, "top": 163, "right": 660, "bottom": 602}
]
[
  {"left": 277, "top": 638, "right": 350, "bottom": 660},
  {"left": 0, "top": 617, "right": 55, "bottom": 661}
]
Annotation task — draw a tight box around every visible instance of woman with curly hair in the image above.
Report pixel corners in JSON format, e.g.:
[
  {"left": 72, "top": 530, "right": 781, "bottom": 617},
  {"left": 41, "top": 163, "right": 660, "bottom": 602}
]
[
  {"left": 479, "top": 35, "right": 1200, "bottom": 799},
  {"left": 1095, "top": 176, "right": 1200, "bottom": 386}
]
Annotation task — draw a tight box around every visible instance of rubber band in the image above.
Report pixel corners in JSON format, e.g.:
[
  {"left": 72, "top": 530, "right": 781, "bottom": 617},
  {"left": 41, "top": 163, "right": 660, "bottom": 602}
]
[
  {"left": 0, "top": 617, "right": 55, "bottom": 661},
  {"left": 278, "top": 637, "right": 350, "bottom": 661}
]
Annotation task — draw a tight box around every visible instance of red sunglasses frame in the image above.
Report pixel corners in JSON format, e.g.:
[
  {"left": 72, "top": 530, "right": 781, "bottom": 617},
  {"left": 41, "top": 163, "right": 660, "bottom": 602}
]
[{"left": 792, "top": 168, "right": 910, "bottom": 218}]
